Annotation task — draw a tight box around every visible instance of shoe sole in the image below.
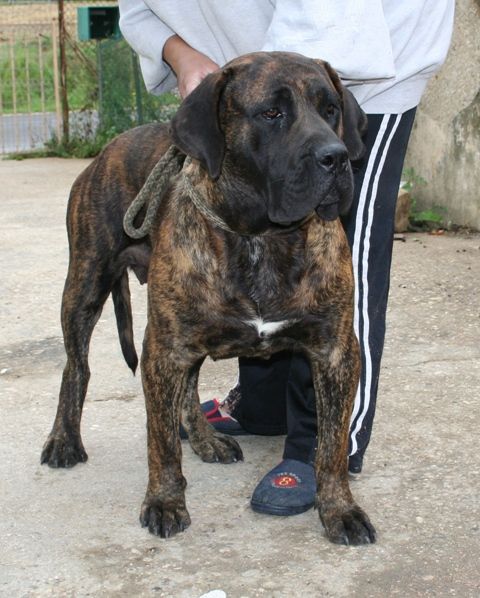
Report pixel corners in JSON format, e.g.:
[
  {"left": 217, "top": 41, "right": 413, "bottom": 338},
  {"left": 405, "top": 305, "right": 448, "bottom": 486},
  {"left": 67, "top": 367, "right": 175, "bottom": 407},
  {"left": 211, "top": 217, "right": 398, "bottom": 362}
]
[
  {"left": 250, "top": 500, "right": 314, "bottom": 517},
  {"left": 179, "top": 424, "right": 250, "bottom": 440}
]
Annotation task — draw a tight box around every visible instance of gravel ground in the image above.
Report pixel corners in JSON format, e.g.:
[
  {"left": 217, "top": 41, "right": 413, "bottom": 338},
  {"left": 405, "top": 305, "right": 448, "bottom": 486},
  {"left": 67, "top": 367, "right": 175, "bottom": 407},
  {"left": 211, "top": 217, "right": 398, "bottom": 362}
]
[{"left": 1, "top": 157, "right": 479, "bottom": 597}]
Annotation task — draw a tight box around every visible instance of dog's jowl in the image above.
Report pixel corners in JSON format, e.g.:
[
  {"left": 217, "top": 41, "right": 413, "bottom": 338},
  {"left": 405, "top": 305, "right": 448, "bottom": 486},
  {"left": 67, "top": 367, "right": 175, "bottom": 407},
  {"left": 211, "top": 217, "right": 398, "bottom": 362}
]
[{"left": 41, "top": 52, "right": 375, "bottom": 546}]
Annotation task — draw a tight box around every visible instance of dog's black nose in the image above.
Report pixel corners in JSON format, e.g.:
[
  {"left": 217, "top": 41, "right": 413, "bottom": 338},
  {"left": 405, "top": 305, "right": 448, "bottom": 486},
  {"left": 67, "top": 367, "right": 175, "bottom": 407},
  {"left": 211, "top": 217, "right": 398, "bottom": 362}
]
[{"left": 313, "top": 144, "right": 349, "bottom": 173}]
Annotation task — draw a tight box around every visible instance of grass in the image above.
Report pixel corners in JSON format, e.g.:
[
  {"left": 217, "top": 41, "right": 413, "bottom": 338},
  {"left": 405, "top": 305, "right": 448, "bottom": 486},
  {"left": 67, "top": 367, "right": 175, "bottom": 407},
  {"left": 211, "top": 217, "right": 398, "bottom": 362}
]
[
  {"left": 402, "top": 167, "right": 447, "bottom": 229},
  {"left": 3, "top": 35, "right": 181, "bottom": 158},
  {"left": 1, "top": 35, "right": 179, "bottom": 113},
  {"left": 0, "top": 36, "right": 98, "bottom": 114}
]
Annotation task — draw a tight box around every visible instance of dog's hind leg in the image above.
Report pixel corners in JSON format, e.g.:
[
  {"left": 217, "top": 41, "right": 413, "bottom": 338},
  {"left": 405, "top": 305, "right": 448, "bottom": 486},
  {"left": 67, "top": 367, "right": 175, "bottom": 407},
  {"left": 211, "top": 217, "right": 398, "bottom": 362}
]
[
  {"left": 181, "top": 369, "right": 243, "bottom": 464},
  {"left": 41, "top": 256, "right": 114, "bottom": 468}
]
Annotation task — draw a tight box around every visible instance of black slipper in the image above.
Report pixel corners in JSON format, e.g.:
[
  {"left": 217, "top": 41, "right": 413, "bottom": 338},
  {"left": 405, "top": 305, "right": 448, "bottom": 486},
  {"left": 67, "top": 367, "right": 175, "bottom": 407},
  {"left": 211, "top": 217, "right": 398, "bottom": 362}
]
[{"left": 250, "top": 459, "right": 316, "bottom": 516}]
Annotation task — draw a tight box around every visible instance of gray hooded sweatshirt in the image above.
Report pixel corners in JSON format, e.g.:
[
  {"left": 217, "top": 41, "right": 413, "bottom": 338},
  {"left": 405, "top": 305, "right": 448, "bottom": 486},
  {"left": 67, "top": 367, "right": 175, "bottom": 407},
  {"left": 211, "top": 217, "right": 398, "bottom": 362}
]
[{"left": 119, "top": 0, "right": 454, "bottom": 113}]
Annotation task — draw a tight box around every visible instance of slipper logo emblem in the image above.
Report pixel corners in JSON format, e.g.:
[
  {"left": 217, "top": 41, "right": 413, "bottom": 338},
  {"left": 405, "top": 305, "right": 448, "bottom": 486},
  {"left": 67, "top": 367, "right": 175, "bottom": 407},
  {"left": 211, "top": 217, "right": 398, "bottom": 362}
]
[{"left": 272, "top": 474, "right": 300, "bottom": 488}]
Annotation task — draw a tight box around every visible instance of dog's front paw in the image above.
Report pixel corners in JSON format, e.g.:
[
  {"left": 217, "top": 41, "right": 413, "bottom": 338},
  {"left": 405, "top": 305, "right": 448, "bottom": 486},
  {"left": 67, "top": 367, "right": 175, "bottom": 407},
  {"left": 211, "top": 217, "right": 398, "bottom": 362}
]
[
  {"left": 190, "top": 433, "right": 244, "bottom": 464},
  {"left": 140, "top": 498, "right": 191, "bottom": 538},
  {"left": 319, "top": 503, "right": 376, "bottom": 546},
  {"left": 41, "top": 433, "right": 88, "bottom": 468}
]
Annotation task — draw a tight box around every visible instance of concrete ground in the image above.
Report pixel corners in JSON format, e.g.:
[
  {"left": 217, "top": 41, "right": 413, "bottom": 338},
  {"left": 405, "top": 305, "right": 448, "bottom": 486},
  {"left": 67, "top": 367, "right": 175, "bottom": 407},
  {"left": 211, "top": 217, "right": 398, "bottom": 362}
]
[{"left": 1, "top": 157, "right": 479, "bottom": 598}]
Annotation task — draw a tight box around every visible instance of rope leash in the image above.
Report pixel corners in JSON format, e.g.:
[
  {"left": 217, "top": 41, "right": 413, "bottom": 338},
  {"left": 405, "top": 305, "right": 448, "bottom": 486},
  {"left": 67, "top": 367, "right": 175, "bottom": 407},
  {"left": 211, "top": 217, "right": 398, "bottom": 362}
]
[
  {"left": 123, "top": 145, "right": 234, "bottom": 239},
  {"left": 181, "top": 171, "right": 235, "bottom": 234},
  {"left": 123, "top": 145, "right": 185, "bottom": 239}
]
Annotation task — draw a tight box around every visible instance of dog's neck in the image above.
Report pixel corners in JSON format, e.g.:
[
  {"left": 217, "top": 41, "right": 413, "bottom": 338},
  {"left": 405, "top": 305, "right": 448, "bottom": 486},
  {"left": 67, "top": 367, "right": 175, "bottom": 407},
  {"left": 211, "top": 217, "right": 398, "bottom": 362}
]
[
  {"left": 181, "top": 159, "right": 314, "bottom": 237},
  {"left": 181, "top": 160, "right": 236, "bottom": 234}
]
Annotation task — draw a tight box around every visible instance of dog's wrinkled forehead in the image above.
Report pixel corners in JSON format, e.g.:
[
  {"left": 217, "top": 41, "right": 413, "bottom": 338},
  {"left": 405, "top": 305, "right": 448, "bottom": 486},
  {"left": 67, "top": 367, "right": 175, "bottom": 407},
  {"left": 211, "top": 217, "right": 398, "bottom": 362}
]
[
  {"left": 223, "top": 52, "right": 338, "bottom": 106},
  {"left": 170, "top": 51, "right": 366, "bottom": 179}
]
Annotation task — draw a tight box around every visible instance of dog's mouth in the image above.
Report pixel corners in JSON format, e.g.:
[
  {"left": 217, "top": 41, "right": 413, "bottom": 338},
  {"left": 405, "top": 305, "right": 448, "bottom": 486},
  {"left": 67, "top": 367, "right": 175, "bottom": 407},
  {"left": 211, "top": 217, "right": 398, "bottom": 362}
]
[
  {"left": 266, "top": 212, "right": 316, "bottom": 230},
  {"left": 268, "top": 202, "right": 338, "bottom": 227},
  {"left": 315, "top": 201, "right": 340, "bottom": 222},
  {"left": 267, "top": 180, "right": 348, "bottom": 226},
  {"left": 266, "top": 155, "right": 354, "bottom": 226}
]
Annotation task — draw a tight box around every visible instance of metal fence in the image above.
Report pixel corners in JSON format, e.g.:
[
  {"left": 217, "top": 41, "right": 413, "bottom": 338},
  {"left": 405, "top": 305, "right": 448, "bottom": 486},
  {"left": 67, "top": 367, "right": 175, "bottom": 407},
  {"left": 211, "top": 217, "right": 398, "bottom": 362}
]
[
  {"left": 0, "top": 0, "right": 107, "bottom": 153},
  {"left": 1, "top": 0, "right": 168, "bottom": 154},
  {"left": 1, "top": 1, "right": 59, "bottom": 152}
]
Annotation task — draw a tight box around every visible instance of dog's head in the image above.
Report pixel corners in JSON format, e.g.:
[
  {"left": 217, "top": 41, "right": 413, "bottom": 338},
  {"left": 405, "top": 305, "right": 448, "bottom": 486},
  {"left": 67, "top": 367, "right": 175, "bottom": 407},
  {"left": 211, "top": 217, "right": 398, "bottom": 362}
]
[{"left": 170, "top": 51, "right": 367, "bottom": 232}]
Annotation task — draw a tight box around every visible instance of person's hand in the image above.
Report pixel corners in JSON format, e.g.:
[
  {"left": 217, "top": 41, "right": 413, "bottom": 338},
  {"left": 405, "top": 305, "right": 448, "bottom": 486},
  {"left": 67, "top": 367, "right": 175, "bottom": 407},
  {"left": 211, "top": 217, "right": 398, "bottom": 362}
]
[
  {"left": 176, "top": 51, "right": 219, "bottom": 98},
  {"left": 163, "top": 35, "right": 219, "bottom": 98}
]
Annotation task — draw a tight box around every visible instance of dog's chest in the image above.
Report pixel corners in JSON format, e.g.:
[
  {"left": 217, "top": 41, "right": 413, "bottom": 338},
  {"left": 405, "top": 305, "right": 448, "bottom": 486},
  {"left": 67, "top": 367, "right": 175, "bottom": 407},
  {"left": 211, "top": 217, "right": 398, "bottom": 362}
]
[
  {"left": 244, "top": 317, "right": 292, "bottom": 337},
  {"left": 240, "top": 239, "right": 296, "bottom": 333},
  {"left": 199, "top": 237, "right": 314, "bottom": 358},
  {"left": 154, "top": 223, "right": 347, "bottom": 359}
]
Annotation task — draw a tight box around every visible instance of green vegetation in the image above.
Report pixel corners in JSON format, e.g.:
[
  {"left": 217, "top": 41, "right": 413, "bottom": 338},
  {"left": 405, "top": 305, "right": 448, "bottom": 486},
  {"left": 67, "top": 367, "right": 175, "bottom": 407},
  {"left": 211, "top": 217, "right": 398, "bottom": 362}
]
[
  {"left": 0, "top": 36, "right": 97, "bottom": 114},
  {"left": 3, "top": 36, "right": 180, "bottom": 158},
  {"left": 1, "top": 37, "right": 55, "bottom": 113},
  {"left": 96, "top": 38, "right": 179, "bottom": 135},
  {"left": 402, "top": 167, "right": 446, "bottom": 229}
]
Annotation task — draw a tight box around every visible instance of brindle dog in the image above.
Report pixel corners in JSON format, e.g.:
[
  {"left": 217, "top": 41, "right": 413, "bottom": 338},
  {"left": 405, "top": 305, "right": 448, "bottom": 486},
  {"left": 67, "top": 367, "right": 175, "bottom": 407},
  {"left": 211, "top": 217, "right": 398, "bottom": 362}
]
[{"left": 41, "top": 52, "right": 376, "bottom": 545}]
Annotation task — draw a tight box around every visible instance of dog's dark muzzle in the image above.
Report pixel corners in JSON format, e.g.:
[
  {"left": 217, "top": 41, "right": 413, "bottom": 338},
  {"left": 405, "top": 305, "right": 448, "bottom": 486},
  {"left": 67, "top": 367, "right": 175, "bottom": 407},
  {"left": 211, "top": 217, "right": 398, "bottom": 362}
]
[
  {"left": 267, "top": 141, "right": 353, "bottom": 226},
  {"left": 311, "top": 143, "right": 349, "bottom": 175},
  {"left": 311, "top": 142, "right": 351, "bottom": 221}
]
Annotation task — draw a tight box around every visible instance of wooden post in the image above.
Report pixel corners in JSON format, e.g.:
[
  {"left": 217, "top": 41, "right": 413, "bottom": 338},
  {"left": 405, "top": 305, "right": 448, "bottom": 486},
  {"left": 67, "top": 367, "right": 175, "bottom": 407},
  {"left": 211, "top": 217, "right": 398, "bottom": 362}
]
[
  {"left": 0, "top": 52, "right": 4, "bottom": 153},
  {"left": 9, "top": 35, "right": 19, "bottom": 151},
  {"left": 57, "top": 0, "right": 69, "bottom": 142},
  {"left": 38, "top": 34, "right": 49, "bottom": 141},
  {"left": 131, "top": 49, "right": 144, "bottom": 125},
  {"left": 51, "top": 20, "right": 62, "bottom": 141},
  {"left": 24, "top": 39, "right": 33, "bottom": 147}
]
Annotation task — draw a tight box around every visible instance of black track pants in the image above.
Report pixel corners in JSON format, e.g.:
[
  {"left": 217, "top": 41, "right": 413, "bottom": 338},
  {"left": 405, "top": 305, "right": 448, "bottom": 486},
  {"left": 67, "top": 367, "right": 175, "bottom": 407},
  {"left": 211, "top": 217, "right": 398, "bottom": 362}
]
[{"left": 232, "top": 109, "right": 417, "bottom": 463}]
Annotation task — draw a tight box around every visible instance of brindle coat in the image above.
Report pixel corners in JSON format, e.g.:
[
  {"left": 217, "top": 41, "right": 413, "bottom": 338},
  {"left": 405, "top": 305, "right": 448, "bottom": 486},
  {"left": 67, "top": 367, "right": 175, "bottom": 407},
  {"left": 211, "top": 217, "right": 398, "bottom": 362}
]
[{"left": 41, "top": 52, "right": 376, "bottom": 545}]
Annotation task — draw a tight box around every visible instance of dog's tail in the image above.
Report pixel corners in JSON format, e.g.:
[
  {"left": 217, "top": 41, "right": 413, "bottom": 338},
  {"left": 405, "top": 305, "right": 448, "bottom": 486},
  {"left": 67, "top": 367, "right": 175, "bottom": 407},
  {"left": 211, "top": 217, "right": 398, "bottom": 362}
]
[{"left": 111, "top": 272, "right": 138, "bottom": 374}]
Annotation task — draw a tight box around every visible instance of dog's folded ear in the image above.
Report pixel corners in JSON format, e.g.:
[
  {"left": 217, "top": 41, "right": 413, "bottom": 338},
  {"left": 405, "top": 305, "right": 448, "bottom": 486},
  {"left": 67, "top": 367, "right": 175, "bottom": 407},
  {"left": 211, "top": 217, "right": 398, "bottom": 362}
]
[
  {"left": 322, "top": 62, "right": 368, "bottom": 162},
  {"left": 170, "top": 68, "right": 231, "bottom": 180},
  {"left": 341, "top": 87, "right": 368, "bottom": 162}
]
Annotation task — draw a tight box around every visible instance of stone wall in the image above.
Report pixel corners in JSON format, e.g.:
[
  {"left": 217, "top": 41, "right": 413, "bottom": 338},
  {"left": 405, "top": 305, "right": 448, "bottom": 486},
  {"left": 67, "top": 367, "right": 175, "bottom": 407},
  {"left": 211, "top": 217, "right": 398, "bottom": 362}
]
[{"left": 405, "top": 0, "right": 480, "bottom": 229}]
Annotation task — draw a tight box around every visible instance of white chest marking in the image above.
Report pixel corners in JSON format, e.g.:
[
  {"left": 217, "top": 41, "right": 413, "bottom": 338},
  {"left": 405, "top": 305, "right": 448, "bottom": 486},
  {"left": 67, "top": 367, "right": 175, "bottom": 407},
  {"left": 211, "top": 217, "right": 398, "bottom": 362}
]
[{"left": 246, "top": 318, "right": 291, "bottom": 337}]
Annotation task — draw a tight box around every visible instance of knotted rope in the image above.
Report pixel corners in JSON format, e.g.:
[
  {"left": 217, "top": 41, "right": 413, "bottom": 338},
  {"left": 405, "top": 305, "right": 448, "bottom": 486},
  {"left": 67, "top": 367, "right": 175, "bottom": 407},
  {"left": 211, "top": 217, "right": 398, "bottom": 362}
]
[
  {"left": 123, "top": 145, "right": 185, "bottom": 239},
  {"left": 181, "top": 171, "right": 235, "bottom": 234},
  {"left": 123, "top": 145, "right": 234, "bottom": 238}
]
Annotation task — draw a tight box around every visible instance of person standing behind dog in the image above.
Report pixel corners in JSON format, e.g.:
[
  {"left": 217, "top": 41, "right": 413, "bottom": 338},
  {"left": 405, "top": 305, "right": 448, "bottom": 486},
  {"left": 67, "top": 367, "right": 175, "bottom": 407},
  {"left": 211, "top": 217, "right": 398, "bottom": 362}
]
[{"left": 119, "top": 0, "right": 455, "bottom": 516}]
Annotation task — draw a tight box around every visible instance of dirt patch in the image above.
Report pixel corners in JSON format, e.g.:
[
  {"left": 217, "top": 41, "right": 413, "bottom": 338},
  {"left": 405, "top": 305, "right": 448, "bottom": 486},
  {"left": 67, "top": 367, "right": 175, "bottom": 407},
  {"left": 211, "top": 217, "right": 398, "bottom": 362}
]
[{"left": 0, "top": 336, "right": 65, "bottom": 379}]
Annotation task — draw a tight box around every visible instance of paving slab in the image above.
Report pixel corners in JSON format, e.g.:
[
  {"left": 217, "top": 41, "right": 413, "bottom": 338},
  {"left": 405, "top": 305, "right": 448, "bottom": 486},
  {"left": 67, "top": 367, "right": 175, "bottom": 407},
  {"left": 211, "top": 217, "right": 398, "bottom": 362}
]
[{"left": 0, "top": 157, "right": 479, "bottom": 597}]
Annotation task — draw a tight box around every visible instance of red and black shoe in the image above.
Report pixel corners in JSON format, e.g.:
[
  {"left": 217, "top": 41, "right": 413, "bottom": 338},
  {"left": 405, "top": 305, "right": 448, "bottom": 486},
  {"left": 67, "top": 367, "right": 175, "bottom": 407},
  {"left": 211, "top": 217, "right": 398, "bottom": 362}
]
[{"left": 179, "top": 398, "right": 248, "bottom": 439}]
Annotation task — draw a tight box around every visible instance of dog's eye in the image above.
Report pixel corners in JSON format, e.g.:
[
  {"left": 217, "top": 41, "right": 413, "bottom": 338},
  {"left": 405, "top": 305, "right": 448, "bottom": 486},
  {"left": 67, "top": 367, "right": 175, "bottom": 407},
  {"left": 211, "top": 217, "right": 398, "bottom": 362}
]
[
  {"left": 262, "top": 107, "right": 283, "bottom": 121},
  {"left": 326, "top": 104, "right": 338, "bottom": 118}
]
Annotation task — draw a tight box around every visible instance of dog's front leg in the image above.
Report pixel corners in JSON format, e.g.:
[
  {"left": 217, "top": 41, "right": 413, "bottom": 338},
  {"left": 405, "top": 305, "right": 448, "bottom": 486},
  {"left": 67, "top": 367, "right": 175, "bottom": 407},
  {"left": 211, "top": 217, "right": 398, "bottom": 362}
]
[
  {"left": 182, "top": 370, "right": 243, "bottom": 464},
  {"left": 309, "top": 344, "right": 376, "bottom": 546},
  {"left": 139, "top": 325, "right": 195, "bottom": 538}
]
